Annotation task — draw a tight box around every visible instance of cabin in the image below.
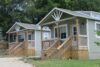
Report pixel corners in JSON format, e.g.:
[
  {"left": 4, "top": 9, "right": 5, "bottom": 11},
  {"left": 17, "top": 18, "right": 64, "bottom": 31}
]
[
  {"left": 6, "top": 22, "right": 51, "bottom": 57},
  {"left": 39, "top": 7, "right": 100, "bottom": 59}
]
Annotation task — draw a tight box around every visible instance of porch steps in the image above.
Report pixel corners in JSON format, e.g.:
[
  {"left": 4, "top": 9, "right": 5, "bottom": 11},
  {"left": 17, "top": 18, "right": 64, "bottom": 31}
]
[
  {"left": 8, "top": 42, "right": 25, "bottom": 57},
  {"left": 42, "top": 39, "right": 61, "bottom": 59},
  {"left": 42, "top": 36, "right": 72, "bottom": 59},
  {"left": 51, "top": 37, "right": 72, "bottom": 59}
]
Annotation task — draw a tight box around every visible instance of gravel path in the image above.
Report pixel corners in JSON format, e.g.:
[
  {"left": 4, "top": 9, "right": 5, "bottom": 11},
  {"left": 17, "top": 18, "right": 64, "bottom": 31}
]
[{"left": 0, "top": 57, "right": 33, "bottom": 67}]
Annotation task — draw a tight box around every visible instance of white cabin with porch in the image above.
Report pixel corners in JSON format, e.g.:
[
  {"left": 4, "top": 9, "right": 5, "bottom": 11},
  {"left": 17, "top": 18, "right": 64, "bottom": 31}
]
[
  {"left": 6, "top": 22, "right": 51, "bottom": 57},
  {"left": 39, "top": 7, "right": 100, "bottom": 59}
]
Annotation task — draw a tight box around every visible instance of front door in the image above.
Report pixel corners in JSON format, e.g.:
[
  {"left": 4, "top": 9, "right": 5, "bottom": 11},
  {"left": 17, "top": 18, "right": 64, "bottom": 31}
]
[
  {"left": 72, "top": 25, "right": 77, "bottom": 48},
  {"left": 54, "top": 25, "right": 68, "bottom": 41}
]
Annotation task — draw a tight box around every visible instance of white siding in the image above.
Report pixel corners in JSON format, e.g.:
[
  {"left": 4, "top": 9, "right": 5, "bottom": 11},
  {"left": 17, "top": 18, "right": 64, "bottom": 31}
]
[
  {"left": 88, "top": 19, "right": 100, "bottom": 59},
  {"left": 35, "top": 30, "right": 42, "bottom": 57}
]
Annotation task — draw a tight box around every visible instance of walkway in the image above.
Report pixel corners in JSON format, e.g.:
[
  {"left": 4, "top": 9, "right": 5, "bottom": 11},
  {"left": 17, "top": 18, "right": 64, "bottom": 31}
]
[{"left": 0, "top": 57, "right": 33, "bottom": 67}]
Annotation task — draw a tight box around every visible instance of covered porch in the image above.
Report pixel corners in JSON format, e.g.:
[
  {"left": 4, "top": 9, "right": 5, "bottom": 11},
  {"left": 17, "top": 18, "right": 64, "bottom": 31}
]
[
  {"left": 39, "top": 7, "right": 88, "bottom": 59},
  {"left": 7, "top": 22, "right": 35, "bottom": 56}
]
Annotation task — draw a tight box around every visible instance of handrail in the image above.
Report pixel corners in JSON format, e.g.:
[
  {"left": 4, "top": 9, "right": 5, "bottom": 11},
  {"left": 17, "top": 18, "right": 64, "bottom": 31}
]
[
  {"left": 57, "top": 36, "right": 72, "bottom": 50},
  {"left": 13, "top": 42, "right": 23, "bottom": 51},
  {"left": 9, "top": 42, "right": 18, "bottom": 52},
  {"left": 55, "top": 36, "right": 72, "bottom": 58},
  {"left": 9, "top": 41, "right": 25, "bottom": 55}
]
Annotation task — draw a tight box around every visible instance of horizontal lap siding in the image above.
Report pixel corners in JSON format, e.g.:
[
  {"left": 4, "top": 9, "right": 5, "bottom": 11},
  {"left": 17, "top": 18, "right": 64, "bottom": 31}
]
[{"left": 88, "top": 19, "right": 100, "bottom": 59}]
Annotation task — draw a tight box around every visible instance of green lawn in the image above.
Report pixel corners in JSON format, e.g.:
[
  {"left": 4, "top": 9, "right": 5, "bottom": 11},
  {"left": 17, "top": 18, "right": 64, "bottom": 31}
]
[{"left": 27, "top": 59, "right": 100, "bottom": 67}]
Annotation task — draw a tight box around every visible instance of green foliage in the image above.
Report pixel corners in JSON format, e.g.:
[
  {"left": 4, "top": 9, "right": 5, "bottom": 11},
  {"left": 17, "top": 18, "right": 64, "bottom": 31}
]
[
  {"left": 95, "top": 31, "right": 100, "bottom": 46},
  {"left": 0, "top": 0, "right": 100, "bottom": 37},
  {"left": 27, "top": 59, "right": 100, "bottom": 67},
  {"left": 95, "top": 42, "right": 100, "bottom": 46}
]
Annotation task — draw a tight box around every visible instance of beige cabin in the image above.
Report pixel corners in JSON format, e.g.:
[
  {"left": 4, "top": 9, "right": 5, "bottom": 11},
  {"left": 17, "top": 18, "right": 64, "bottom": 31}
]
[{"left": 7, "top": 22, "right": 51, "bottom": 57}]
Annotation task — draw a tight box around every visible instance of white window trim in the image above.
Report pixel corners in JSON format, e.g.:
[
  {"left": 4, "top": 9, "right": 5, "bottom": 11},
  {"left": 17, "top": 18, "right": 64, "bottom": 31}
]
[
  {"left": 79, "top": 46, "right": 88, "bottom": 48},
  {"left": 54, "top": 24, "right": 68, "bottom": 40},
  {"left": 79, "top": 35, "right": 87, "bottom": 37},
  {"left": 95, "top": 22, "right": 100, "bottom": 38}
]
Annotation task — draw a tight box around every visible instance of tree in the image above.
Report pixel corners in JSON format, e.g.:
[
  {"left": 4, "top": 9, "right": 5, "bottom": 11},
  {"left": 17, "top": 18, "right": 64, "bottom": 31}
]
[{"left": 1, "top": 0, "right": 100, "bottom": 38}]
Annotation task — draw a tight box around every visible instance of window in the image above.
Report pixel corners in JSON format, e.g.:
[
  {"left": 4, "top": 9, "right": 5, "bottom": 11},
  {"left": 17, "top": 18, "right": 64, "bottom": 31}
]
[
  {"left": 60, "top": 26, "right": 66, "bottom": 39},
  {"left": 54, "top": 25, "right": 67, "bottom": 39},
  {"left": 28, "top": 34, "right": 32, "bottom": 40},
  {"left": 28, "top": 32, "right": 34, "bottom": 40},
  {"left": 18, "top": 35, "right": 24, "bottom": 42},
  {"left": 43, "top": 32, "right": 50, "bottom": 40},
  {"left": 79, "top": 22, "right": 86, "bottom": 35},
  {"left": 95, "top": 22, "right": 100, "bottom": 38}
]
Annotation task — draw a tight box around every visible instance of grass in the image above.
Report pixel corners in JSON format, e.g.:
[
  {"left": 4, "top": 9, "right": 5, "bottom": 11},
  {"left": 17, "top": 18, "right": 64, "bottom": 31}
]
[{"left": 27, "top": 59, "right": 100, "bottom": 67}]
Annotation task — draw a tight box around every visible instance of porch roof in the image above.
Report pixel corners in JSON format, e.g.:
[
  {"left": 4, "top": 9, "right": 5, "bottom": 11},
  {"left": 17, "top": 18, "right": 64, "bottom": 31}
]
[
  {"left": 16, "top": 22, "right": 36, "bottom": 30},
  {"left": 7, "top": 22, "right": 50, "bottom": 33},
  {"left": 38, "top": 7, "right": 100, "bottom": 25},
  {"left": 7, "top": 22, "right": 37, "bottom": 33}
]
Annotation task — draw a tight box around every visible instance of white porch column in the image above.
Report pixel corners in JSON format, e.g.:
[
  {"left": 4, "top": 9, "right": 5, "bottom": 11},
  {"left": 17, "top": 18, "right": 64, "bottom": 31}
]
[{"left": 35, "top": 30, "right": 42, "bottom": 57}]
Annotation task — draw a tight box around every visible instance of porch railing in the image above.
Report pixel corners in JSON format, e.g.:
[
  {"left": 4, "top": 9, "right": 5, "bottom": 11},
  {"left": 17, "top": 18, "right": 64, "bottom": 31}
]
[
  {"left": 42, "top": 39, "right": 56, "bottom": 50},
  {"left": 79, "top": 35, "right": 87, "bottom": 47},
  {"left": 9, "top": 42, "right": 18, "bottom": 52},
  {"left": 28, "top": 40, "right": 35, "bottom": 48}
]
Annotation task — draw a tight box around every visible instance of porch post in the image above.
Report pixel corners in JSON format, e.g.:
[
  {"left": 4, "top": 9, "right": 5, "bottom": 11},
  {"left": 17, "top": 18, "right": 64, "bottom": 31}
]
[
  {"left": 56, "top": 23, "right": 60, "bottom": 40},
  {"left": 24, "top": 31, "right": 28, "bottom": 56},
  {"left": 75, "top": 17, "right": 79, "bottom": 59},
  {"left": 76, "top": 18, "right": 79, "bottom": 48}
]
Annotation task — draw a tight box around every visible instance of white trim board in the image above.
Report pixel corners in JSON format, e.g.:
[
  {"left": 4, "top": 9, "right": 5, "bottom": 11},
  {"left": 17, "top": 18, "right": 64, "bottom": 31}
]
[
  {"left": 38, "top": 7, "right": 57, "bottom": 25},
  {"left": 86, "top": 19, "right": 90, "bottom": 59},
  {"left": 95, "top": 21, "right": 100, "bottom": 38}
]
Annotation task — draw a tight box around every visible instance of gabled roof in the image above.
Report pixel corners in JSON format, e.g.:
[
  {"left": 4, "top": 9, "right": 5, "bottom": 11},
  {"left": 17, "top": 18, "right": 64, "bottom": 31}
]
[
  {"left": 7, "top": 22, "right": 51, "bottom": 33},
  {"left": 16, "top": 22, "right": 36, "bottom": 29},
  {"left": 38, "top": 7, "right": 100, "bottom": 25},
  {"left": 6, "top": 22, "right": 36, "bottom": 33}
]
